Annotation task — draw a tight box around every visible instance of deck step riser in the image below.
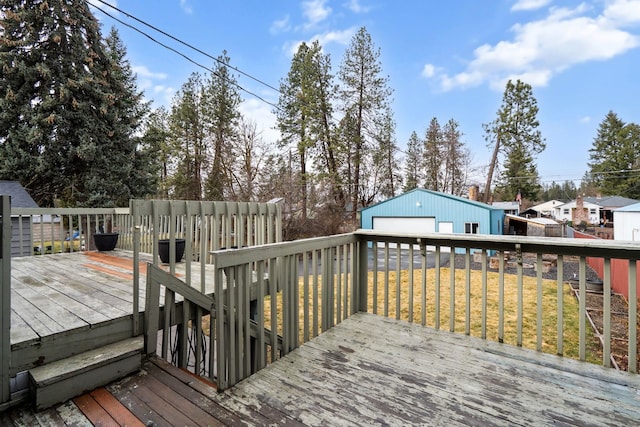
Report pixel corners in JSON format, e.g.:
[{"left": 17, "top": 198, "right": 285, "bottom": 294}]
[{"left": 29, "top": 337, "right": 143, "bottom": 410}]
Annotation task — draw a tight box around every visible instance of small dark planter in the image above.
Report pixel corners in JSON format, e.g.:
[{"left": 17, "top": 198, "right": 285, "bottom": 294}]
[
  {"left": 158, "top": 238, "right": 186, "bottom": 263},
  {"left": 93, "top": 232, "right": 119, "bottom": 251}
]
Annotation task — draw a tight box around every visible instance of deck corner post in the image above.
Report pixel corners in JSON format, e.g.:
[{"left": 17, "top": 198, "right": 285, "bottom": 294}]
[{"left": 1, "top": 195, "right": 11, "bottom": 404}]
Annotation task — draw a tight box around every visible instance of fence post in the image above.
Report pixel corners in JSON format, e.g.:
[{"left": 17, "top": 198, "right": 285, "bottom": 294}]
[{"left": 1, "top": 196, "right": 11, "bottom": 404}]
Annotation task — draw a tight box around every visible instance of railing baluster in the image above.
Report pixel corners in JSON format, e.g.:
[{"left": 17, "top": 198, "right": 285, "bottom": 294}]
[
  {"left": 312, "top": 250, "right": 319, "bottom": 338},
  {"left": 373, "top": 242, "right": 378, "bottom": 315},
  {"left": 421, "top": 243, "right": 427, "bottom": 327},
  {"left": 481, "top": 249, "right": 487, "bottom": 340},
  {"left": 536, "top": 253, "right": 543, "bottom": 352},
  {"left": 579, "top": 257, "right": 587, "bottom": 361},
  {"left": 465, "top": 248, "right": 471, "bottom": 335},
  {"left": 603, "top": 258, "right": 611, "bottom": 367},
  {"left": 516, "top": 245, "right": 523, "bottom": 347},
  {"left": 629, "top": 260, "right": 637, "bottom": 374},
  {"left": 384, "top": 242, "right": 390, "bottom": 318},
  {"left": 498, "top": 251, "right": 505, "bottom": 343},
  {"left": 396, "top": 244, "right": 401, "bottom": 320},
  {"left": 449, "top": 246, "right": 455, "bottom": 333},
  {"left": 408, "top": 244, "right": 414, "bottom": 323},
  {"left": 435, "top": 245, "right": 441, "bottom": 330},
  {"left": 557, "top": 254, "right": 564, "bottom": 356}
]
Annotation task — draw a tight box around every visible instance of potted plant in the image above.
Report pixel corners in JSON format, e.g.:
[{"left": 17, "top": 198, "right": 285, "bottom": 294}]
[
  {"left": 158, "top": 238, "right": 186, "bottom": 263},
  {"left": 92, "top": 219, "right": 119, "bottom": 251}
]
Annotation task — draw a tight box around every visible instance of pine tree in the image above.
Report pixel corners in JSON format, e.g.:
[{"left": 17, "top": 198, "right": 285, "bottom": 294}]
[
  {"left": 483, "top": 79, "right": 545, "bottom": 202},
  {"left": 423, "top": 118, "right": 442, "bottom": 191},
  {"left": 203, "top": 51, "right": 242, "bottom": 201},
  {"left": 587, "top": 111, "right": 640, "bottom": 198},
  {"left": 441, "top": 119, "right": 469, "bottom": 196},
  {"left": 338, "top": 27, "right": 393, "bottom": 217},
  {"left": 276, "top": 40, "right": 338, "bottom": 223},
  {"left": 403, "top": 131, "right": 423, "bottom": 192},
  {"left": 0, "top": 1, "right": 153, "bottom": 207}
]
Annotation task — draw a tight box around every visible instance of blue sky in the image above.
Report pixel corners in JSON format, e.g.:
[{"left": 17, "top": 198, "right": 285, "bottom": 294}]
[{"left": 89, "top": 0, "right": 640, "bottom": 188}]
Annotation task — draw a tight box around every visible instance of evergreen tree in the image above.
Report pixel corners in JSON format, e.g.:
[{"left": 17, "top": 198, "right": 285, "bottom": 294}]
[
  {"left": 0, "top": 1, "right": 153, "bottom": 207},
  {"left": 203, "top": 51, "right": 242, "bottom": 200},
  {"left": 168, "top": 73, "right": 207, "bottom": 200},
  {"left": 483, "top": 79, "right": 545, "bottom": 202},
  {"left": 276, "top": 40, "right": 339, "bottom": 223},
  {"left": 403, "top": 131, "right": 423, "bottom": 192},
  {"left": 587, "top": 112, "right": 640, "bottom": 198},
  {"left": 441, "top": 118, "right": 469, "bottom": 196},
  {"left": 423, "top": 117, "right": 442, "bottom": 191},
  {"left": 338, "top": 27, "right": 394, "bottom": 217},
  {"left": 372, "top": 110, "right": 400, "bottom": 200}
]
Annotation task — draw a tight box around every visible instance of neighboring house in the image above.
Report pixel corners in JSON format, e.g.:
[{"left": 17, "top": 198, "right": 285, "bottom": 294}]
[
  {"left": 0, "top": 180, "right": 38, "bottom": 257},
  {"left": 584, "top": 195, "right": 639, "bottom": 224},
  {"left": 504, "top": 214, "right": 563, "bottom": 237},
  {"left": 613, "top": 202, "right": 640, "bottom": 241},
  {"left": 492, "top": 201, "right": 520, "bottom": 216},
  {"left": 360, "top": 188, "right": 504, "bottom": 238},
  {"left": 529, "top": 199, "right": 565, "bottom": 218},
  {"left": 554, "top": 197, "right": 602, "bottom": 225}
]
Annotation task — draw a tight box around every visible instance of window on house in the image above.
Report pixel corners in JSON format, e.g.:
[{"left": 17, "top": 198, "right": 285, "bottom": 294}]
[
  {"left": 464, "top": 222, "right": 479, "bottom": 234},
  {"left": 563, "top": 208, "right": 570, "bottom": 215},
  {"left": 590, "top": 208, "right": 597, "bottom": 214}
]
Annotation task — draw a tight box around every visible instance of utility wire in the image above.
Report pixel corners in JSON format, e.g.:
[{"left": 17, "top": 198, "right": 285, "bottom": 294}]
[
  {"left": 88, "top": 0, "right": 281, "bottom": 110},
  {"left": 91, "top": 0, "right": 281, "bottom": 94}
]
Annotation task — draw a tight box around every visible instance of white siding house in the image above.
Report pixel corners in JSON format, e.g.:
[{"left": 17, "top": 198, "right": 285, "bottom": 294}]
[{"left": 554, "top": 200, "right": 601, "bottom": 225}]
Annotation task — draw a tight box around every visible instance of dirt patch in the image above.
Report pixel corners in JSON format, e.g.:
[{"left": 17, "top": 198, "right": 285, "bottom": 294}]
[{"left": 568, "top": 283, "right": 640, "bottom": 372}]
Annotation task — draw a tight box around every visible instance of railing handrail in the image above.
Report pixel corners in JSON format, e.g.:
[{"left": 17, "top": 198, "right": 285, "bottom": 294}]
[{"left": 354, "top": 229, "right": 640, "bottom": 259}]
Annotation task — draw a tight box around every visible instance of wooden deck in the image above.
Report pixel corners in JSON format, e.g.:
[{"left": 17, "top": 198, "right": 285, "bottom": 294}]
[
  {"left": 9, "top": 250, "right": 211, "bottom": 374},
  {"left": 2, "top": 313, "right": 639, "bottom": 425}
]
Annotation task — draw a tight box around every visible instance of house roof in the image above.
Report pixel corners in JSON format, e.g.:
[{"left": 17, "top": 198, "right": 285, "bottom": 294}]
[
  {"left": 584, "top": 196, "right": 639, "bottom": 209},
  {"left": 529, "top": 199, "right": 566, "bottom": 212},
  {"left": 0, "top": 180, "right": 38, "bottom": 208},
  {"left": 361, "top": 188, "right": 502, "bottom": 213},
  {"left": 492, "top": 201, "right": 520, "bottom": 210}
]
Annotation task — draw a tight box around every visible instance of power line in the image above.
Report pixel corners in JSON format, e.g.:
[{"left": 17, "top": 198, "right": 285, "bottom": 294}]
[{"left": 88, "top": 0, "right": 281, "bottom": 110}]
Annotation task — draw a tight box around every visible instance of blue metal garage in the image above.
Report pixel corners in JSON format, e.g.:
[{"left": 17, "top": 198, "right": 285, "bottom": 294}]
[{"left": 360, "top": 188, "right": 504, "bottom": 236}]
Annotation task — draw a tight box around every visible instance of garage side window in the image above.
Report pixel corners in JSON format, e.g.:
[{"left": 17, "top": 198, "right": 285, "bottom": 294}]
[{"left": 464, "top": 222, "right": 479, "bottom": 234}]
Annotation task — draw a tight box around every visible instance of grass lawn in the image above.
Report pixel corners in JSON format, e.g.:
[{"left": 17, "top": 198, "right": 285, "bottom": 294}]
[{"left": 263, "top": 267, "right": 601, "bottom": 364}]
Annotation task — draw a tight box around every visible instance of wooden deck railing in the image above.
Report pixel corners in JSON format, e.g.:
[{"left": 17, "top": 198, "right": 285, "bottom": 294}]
[{"left": 205, "top": 230, "right": 639, "bottom": 390}]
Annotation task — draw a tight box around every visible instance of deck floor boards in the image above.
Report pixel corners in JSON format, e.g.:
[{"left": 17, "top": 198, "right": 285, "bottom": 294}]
[
  {"left": 214, "top": 313, "right": 640, "bottom": 426},
  {"left": 4, "top": 252, "right": 640, "bottom": 425}
]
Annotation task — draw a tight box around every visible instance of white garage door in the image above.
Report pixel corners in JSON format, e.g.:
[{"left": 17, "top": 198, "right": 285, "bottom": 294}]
[{"left": 372, "top": 217, "right": 436, "bottom": 234}]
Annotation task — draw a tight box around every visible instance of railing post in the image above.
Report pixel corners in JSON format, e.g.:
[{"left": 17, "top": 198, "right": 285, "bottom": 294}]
[
  {"left": 1, "top": 196, "right": 11, "bottom": 404},
  {"left": 131, "top": 199, "right": 142, "bottom": 336},
  {"left": 356, "top": 237, "right": 368, "bottom": 314}
]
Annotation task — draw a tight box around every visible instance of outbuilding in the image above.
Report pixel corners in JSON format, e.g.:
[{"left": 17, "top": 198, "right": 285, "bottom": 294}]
[
  {"left": 0, "top": 180, "right": 38, "bottom": 257},
  {"left": 360, "top": 188, "right": 504, "bottom": 238},
  {"left": 613, "top": 202, "right": 640, "bottom": 241}
]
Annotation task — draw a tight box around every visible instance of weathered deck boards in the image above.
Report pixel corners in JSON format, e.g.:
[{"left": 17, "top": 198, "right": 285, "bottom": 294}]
[
  {"left": 3, "top": 313, "right": 639, "bottom": 425},
  {"left": 9, "top": 250, "right": 211, "bottom": 347},
  {"left": 216, "top": 313, "right": 640, "bottom": 426}
]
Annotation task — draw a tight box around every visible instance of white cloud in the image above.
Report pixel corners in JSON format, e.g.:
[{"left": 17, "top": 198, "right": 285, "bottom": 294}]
[
  {"left": 302, "top": 0, "right": 332, "bottom": 29},
  {"left": 433, "top": 1, "right": 640, "bottom": 91},
  {"left": 132, "top": 65, "right": 168, "bottom": 80},
  {"left": 345, "top": 0, "right": 370, "bottom": 14},
  {"left": 87, "top": 0, "right": 118, "bottom": 20},
  {"left": 421, "top": 64, "right": 436, "bottom": 78},
  {"left": 511, "top": 0, "right": 552, "bottom": 12},
  {"left": 285, "top": 27, "right": 356, "bottom": 56},
  {"left": 580, "top": 116, "right": 592, "bottom": 124},
  {"left": 239, "top": 99, "right": 280, "bottom": 144},
  {"left": 180, "top": 0, "right": 193, "bottom": 14},
  {"left": 270, "top": 15, "right": 291, "bottom": 35}
]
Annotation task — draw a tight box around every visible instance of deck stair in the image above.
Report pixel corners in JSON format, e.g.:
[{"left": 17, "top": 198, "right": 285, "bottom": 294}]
[{"left": 28, "top": 336, "right": 143, "bottom": 410}]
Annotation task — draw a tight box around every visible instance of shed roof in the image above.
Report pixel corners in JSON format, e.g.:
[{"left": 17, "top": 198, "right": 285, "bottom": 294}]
[
  {"left": 614, "top": 202, "right": 640, "bottom": 213},
  {"left": 361, "top": 188, "right": 502, "bottom": 213},
  {"left": 505, "top": 214, "right": 559, "bottom": 225},
  {"left": 0, "top": 180, "right": 38, "bottom": 208}
]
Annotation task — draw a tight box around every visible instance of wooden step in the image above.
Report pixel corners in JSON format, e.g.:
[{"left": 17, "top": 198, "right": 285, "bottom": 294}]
[{"left": 28, "top": 336, "right": 143, "bottom": 410}]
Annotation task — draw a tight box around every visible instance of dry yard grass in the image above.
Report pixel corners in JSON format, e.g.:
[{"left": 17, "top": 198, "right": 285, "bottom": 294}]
[{"left": 262, "top": 268, "right": 600, "bottom": 364}]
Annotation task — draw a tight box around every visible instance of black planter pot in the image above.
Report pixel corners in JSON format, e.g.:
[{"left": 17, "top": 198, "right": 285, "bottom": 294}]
[
  {"left": 93, "top": 232, "right": 119, "bottom": 251},
  {"left": 158, "top": 239, "right": 186, "bottom": 263}
]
